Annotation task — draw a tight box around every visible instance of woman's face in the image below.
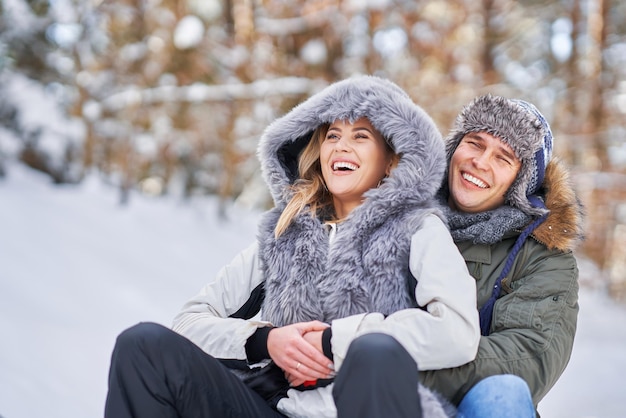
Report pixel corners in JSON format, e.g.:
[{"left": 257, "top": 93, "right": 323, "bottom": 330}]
[{"left": 320, "top": 118, "right": 393, "bottom": 218}]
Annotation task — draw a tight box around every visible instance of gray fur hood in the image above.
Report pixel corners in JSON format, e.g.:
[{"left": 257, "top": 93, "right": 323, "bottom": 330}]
[{"left": 257, "top": 75, "right": 446, "bottom": 209}]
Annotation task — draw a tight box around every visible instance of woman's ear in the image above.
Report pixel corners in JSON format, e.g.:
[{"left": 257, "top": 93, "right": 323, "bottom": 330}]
[{"left": 386, "top": 154, "right": 399, "bottom": 176}]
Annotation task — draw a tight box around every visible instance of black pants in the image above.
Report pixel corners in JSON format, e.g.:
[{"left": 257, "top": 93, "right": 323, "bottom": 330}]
[
  {"left": 105, "top": 322, "right": 422, "bottom": 418},
  {"left": 334, "top": 332, "right": 422, "bottom": 418}
]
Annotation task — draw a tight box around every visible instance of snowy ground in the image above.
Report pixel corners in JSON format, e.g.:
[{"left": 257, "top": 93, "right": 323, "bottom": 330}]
[{"left": 1, "top": 163, "right": 625, "bottom": 418}]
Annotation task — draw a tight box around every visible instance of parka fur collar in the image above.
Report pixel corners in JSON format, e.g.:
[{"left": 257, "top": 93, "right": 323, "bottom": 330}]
[
  {"left": 255, "top": 76, "right": 447, "bottom": 327},
  {"left": 532, "top": 158, "right": 585, "bottom": 251}
]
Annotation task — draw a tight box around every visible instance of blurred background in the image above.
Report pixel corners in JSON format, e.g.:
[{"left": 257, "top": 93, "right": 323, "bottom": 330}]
[
  {"left": 1, "top": 1, "right": 626, "bottom": 417},
  {"left": 1, "top": 0, "right": 625, "bottom": 295},
  {"left": 0, "top": 0, "right": 626, "bottom": 298}
]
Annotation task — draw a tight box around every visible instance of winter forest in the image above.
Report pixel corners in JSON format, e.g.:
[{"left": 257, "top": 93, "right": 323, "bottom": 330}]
[
  {"left": 1, "top": 0, "right": 626, "bottom": 416},
  {"left": 2, "top": 0, "right": 626, "bottom": 298},
  {"left": 1, "top": 0, "right": 626, "bottom": 295}
]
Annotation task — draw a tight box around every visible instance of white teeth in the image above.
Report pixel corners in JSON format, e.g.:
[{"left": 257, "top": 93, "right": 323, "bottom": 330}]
[
  {"left": 462, "top": 173, "right": 488, "bottom": 188},
  {"left": 333, "top": 161, "right": 358, "bottom": 171}
]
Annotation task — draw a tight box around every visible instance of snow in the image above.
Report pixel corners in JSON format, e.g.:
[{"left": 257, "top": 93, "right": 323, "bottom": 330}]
[
  {"left": 0, "top": 163, "right": 261, "bottom": 418},
  {"left": 301, "top": 39, "right": 328, "bottom": 65},
  {"left": 173, "top": 15, "right": 205, "bottom": 50},
  {"left": 0, "top": 163, "right": 625, "bottom": 418},
  {"left": 100, "top": 77, "right": 323, "bottom": 112},
  {"left": 4, "top": 73, "right": 84, "bottom": 158},
  {"left": 345, "top": 0, "right": 392, "bottom": 12},
  {"left": 187, "top": 0, "right": 222, "bottom": 22},
  {"left": 2, "top": 0, "right": 36, "bottom": 34},
  {"left": 539, "top": 285, "right": 626, "bottom": 418},
  {"left": 372, "top": 27, "right": 408, "bottom": 58}
]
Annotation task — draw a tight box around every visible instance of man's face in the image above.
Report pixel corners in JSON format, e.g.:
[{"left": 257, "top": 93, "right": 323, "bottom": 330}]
[{"left": 448, "top": 132, "right": 521, "bottom": 213}]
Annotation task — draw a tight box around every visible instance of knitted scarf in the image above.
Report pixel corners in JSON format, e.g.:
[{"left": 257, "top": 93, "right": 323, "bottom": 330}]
[
  {"left": 438, "top": 193, "right": 543, "bottom": 335},
  {"left": 441, "top": 204, "right": 532, "bottom": 245}
]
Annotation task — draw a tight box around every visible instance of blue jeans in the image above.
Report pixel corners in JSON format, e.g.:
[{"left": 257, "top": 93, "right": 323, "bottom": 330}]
[{"left": 457, "top": 375, "right": 535, "bottom": 418}]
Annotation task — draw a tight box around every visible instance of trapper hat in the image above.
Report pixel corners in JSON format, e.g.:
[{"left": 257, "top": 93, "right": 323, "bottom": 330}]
[
  {"left": 444, "top": 94, "right": 554, "bottom": 217},
  {"left": 445, "top": 95, "right": 555, "bottom": 335}
]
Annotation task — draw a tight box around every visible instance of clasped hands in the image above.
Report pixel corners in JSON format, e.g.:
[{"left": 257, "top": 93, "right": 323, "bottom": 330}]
[{"left": 267, "top": 320, "right": 336, "bottom": 387}]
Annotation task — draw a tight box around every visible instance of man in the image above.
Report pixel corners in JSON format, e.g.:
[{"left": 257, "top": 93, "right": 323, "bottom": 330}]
[{"left": 421, "top": 95, "right": 585, "bottom": 417}]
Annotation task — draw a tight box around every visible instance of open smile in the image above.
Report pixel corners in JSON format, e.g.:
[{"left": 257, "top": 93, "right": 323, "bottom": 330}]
[
  {"left": 332, "top": 161, "right": 359, "bottom": 172},
  {"left": 462, "top": 172, "right": 488, "bottom": 188}
]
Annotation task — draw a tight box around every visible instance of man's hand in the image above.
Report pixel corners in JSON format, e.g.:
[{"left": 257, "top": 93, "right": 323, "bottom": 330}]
[{"left": 267, "top": 321, "right": 334, "bottom": 385}]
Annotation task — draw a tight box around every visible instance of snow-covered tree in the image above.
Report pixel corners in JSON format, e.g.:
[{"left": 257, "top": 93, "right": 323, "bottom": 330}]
[{"left": 2, "top": 0, "right": 626, "bottom": 287}]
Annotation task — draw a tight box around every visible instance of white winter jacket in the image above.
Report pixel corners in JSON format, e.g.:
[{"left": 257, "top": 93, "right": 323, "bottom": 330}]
[{"left": 172, "top": 214, "right": 479, "bottom": 417}]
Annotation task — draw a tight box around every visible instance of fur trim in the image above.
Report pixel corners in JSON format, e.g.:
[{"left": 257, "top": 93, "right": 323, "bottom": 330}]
[
  {"left": 258, "top": 75, "right": 445, "bottom": 208},
  {"left": 256, "top": 76, "right": 447, "bottom": 326},
  {"left": 259, "top": 203, "right": 439, "bottom": 326},
  {"left": 418, "top": 385, "right": 457, "bottom": 417},
  {"left": 532, "top": 158, "right": 585, "bottom": 251}
]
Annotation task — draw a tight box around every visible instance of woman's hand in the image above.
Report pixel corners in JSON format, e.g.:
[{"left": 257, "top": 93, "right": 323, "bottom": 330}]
[
  {"left": 302, "top": 329, "right": 324, "bottom": 353},
  {"left": 267, "top": 321, "right": 334, "bottom": 385}
]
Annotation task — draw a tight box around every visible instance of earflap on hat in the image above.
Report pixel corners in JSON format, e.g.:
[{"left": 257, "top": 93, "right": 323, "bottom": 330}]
[{"left": 511, "top": 99, "right": 552, "bottom": 192}]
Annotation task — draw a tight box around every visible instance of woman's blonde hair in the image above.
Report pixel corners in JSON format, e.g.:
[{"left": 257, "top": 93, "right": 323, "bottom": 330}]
[
  {"left": 274, "top": 122, "right": 399, "bottom": 238},
  {"left": 274, "top": 124, "right": 332, "bottom": 238}
]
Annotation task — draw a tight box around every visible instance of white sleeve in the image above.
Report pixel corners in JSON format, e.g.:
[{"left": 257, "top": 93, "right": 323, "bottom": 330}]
[
  {"left": 171, "top": 241, "right": 272, "bottom": 360},
  {"left": 330, "top": 214, "right": 480, "bottom": 371}
]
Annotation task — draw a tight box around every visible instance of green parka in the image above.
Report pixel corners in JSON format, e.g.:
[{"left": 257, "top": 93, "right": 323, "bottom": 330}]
[{"left": 421, "top": 158, "right": 585, "bottom": 410}]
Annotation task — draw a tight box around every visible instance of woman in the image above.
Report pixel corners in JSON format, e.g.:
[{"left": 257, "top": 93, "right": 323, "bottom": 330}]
[{"left": 105, "top": 76, "right": 480, "bottom": 418}]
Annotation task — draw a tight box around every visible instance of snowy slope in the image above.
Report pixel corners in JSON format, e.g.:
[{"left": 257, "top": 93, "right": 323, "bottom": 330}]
[
  {"left": 0, "top": 164, "right": 261, "bottom": 418},
  {"left": 0, "top": 163, "right": 625, "bottom": 418}
]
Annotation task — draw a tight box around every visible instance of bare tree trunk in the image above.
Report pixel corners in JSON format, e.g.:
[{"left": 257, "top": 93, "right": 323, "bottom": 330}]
[
  {"left": 558, "top": 0, "right": 582, "bottom": 166},
  {"left": 579, "top": 0, "right": 614, "bottom": 281},
  {"left": 588, "top": 0, "right": 610, "bottom": 170},
  {"left": 481, "top": 0, "right": 499, "bottom": 86},
  {"left": 224, "top": 0, "right": 235, "bottom": 37},
  {"left": 218, "top": 102, "right": 239, "bottom": 219},
  {"left": 72, "top": 83, "right": 96, "bottom": 174}
]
